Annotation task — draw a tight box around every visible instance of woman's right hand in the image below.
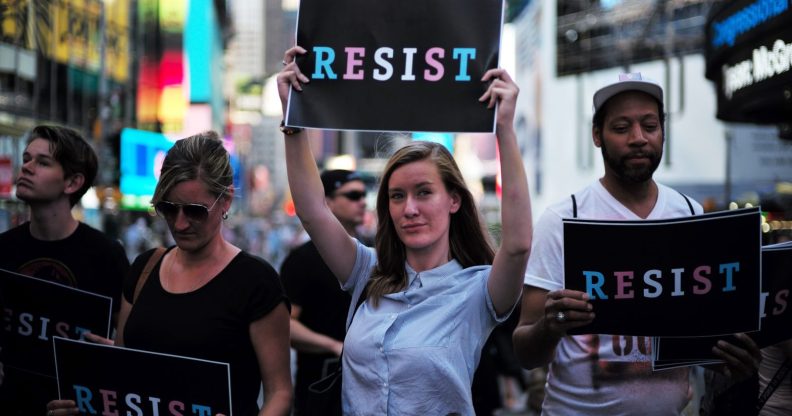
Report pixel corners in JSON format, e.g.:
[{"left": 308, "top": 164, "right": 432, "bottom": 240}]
[
  {"left": 45, "top": 333, "right": 112, "bottom": 415},
  {"left": 46, "top": 399, "right": 79, "bottom": 415},
  {"left": 277, "top": 46, "right": 310, "bottom": 117}
]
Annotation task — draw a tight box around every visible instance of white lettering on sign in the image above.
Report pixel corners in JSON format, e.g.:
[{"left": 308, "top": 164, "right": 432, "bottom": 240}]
[{"left": 722, "top": 38, "right": 792, "bottom": 99}]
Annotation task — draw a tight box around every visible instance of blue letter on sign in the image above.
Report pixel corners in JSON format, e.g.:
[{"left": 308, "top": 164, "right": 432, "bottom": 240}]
[
  {"left": 452, "top": 48, "right": 476, "bottom": 81},
  {"left": 583, "top": 271, "right": 608, "bottom": 300},
  {"left": 312, "top": 46, "right": 337, "bottom": 80}
]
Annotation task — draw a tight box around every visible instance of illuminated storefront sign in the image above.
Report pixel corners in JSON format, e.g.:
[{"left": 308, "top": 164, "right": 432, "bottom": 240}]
[
  {"left": 721, "top": 38, "right": 792, "bottom": 99},
  {"left": 705, "top": 0, "right": 792, "bottom": 124}
]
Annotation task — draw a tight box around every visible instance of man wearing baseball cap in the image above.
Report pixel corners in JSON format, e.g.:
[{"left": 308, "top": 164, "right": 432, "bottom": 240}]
[
  {"left": 512, "top": 74, "right": 760, "bottom": 414},
  {"left": 280, "top": 169, "right": 367, "bottom": 415}
]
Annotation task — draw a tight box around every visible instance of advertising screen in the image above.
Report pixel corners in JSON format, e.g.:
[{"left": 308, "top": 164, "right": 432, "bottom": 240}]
[{"left": 119, "top": 128, "right": 175, "bottom": 210}]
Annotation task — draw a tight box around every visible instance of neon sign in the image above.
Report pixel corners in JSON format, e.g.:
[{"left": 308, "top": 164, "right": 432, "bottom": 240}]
[{"left": 711, "top": 0, "right": 789, "bottom": 49}]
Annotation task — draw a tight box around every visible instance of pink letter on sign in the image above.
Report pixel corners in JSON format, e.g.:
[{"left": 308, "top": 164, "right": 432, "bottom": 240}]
[
  {"left": 424, "top": 47, "right": 445, "bottom": 81},
  {"left": 773, "top": 289, "right": 789, "bottom": 315},
  {"left": 99, "top": 389, "right": 119, "bottom": 416},
  {"left": 614, "top": 271, "right": 635, "bottom": 299},
  {"left": 343, "top": 47, "right": 365, "bottom": 80},
  {"left": 692, "top": 266, "right": 712, "bottom": 295},
  {"left": 168, "top": 400, "right": 185, "bottom": 416}
]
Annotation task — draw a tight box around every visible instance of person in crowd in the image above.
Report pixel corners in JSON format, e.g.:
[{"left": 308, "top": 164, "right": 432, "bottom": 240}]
[
  {"left": 277, "top": 45, "right": 532, "bottom": 415},
  {"left": 280, "top": 169, "right": 366, "bottom": 415},
  {"left": 512, "top": 73, "right": 761, "bottom": 415},
  {"left": 47, "top": 131, "right": 292, "bottom": 416},
  {"left": 0, "top": 125, "right": 129, "bottom": 416}
]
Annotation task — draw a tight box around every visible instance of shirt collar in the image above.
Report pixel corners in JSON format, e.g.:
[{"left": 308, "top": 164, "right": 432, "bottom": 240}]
[{"left": 405, "top": 259, "right": 463, "bottom": 288}]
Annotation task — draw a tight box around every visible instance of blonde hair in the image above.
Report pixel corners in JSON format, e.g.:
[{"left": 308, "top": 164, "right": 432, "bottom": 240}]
[{"left": 152, "top": 131, "right": 232, "bottom": 204}]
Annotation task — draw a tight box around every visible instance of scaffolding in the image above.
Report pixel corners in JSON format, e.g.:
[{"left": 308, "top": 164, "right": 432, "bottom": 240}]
[{"left": 556, "top": 0, "right": 719, "bottom": 75}]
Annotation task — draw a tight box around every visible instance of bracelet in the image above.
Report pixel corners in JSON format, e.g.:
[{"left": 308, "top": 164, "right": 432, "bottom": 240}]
[{"left": 280, "top": 120, "right": 304, "bottom": 136}]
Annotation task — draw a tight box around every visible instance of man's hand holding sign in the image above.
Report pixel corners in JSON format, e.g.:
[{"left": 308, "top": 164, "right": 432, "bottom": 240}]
[
  {"left": 562, "top": 208, "right": 762, "bottom": 338},
  {"left": 556, "top": 208, "right": 763, "bottom": 383}
]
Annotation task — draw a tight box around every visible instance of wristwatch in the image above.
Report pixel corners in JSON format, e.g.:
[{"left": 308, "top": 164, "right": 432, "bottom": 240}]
[{"left": 280, "top": 120, "right": 304, "bottom": 135}]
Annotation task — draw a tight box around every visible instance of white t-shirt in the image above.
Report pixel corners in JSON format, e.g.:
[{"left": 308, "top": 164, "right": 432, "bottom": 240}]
[
  {"left": 525, "top": 180, "right": 703, "bottom": 416},
  {"left": 759, "top": 344, "right": 792, "bottom": 416}
]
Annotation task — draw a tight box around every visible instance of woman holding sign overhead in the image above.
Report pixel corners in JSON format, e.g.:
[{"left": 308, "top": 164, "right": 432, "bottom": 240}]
[
  {"left": 277, "top": 46, "right": 532, "bottom": 415},
  {"left": 47, "top": 132, "right": 292, "bottom": 416}
]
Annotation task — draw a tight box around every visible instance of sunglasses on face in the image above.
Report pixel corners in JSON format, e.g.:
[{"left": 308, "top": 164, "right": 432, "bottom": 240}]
[
  {"left": 334, "top": 190, "right": 367, "bottom": 201},
  {"left": 154, "top": 192, "right": 224, "bottom": 222}
]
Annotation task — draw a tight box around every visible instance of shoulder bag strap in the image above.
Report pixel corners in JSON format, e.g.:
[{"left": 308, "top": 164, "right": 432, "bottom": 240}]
[
  {"left": 678, "top": 191, "right": 695, "bottom": 215},
  {"left": 571, "top": 194, "right": 578, "bottom": 218},
  {"left": 309, "top": 285, "right": 369, "bottom": 394},
  {"left": 133, "top": 247, "right": 167, "bottom": 304},
  {"left": 755, "top": 359, "right": 792, "bottom": 414}
]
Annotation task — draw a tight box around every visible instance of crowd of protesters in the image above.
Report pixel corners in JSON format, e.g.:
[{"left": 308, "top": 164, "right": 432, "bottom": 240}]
[{"left": 1, "top": 54, "right": 789, "bottom": 416}]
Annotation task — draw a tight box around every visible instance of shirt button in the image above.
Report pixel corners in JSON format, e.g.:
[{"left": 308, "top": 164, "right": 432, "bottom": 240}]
[
  {"left": 379, "top": 347, "right": 384, "bottom": 352},
  {"left": 391, "top": 313, "right": 397, "bottom": 319}
]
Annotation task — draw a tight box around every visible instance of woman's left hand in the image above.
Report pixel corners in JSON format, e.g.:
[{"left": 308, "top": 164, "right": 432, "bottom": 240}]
[
  {"left": 84, "top": 332, "right": 114, "bottom": 346},
  {"left": 46, "top": 400, "right": 80, "bottom": 415},
  {"left": 479, "top": 68, "right": 519, "bottom": 129}
]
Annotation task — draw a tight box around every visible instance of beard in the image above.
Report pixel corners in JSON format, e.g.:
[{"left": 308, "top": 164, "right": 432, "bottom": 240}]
[{"left": 600, "top": 141, "right": 662, "bottom": 184}]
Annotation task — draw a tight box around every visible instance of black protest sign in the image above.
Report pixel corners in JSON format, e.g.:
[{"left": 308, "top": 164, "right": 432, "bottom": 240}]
[
  {"left": 0, "top": 268, "right": 111, "bottom": 378},
  {"left": 285, "top": 0, "right": 503, "bottom": 133},
  {"left": 564, "top": 207, "right": 761, "bottom": 337},
  {"left": 753, "top": 242, "right": 792, "bottom": 346},
  {"left": 54, "top": 337, "right": 232, "bottom": 416},
  {"left": 655, "top": 241, "right": 792, "bottom": 366}
]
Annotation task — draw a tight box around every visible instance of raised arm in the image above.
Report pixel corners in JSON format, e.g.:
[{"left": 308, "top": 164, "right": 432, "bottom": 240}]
[
  {"left": 480, "top": 69, "right": 532, "bottom": 315},
  {"left": 277, "top": 46, "right": 358, "bottom": 284}
]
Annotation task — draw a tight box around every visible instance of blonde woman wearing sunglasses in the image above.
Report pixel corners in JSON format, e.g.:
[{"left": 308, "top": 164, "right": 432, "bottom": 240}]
[{"left": 47, "top": 132, "right": 292, "bottom": 416}]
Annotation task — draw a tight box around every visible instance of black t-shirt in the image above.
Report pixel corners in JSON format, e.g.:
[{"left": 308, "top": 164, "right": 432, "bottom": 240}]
[
  {"left": 0, "top": 221, "right": 129, "bottom": 416},
  {"left": 123, "top": 248, "right": 288, "bottom": 416},
  {"left": 0, "top": 222, "right": 128, "bottom": 309},
  {"left": 280, "top": 240, "right": 351, "bottom": 415}
]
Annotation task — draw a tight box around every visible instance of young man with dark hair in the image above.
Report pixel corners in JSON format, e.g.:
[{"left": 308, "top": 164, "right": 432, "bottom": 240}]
[{"left": 0, "top": 125, "right": 129, "bottom": 415}]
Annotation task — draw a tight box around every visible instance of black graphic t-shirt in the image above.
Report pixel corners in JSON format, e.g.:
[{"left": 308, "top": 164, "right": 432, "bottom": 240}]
[
  {"left": 0, "top": 222, "right": 128, "bottom": 303},
  {"left": 0, "top": 221, "right": 129, "bottom": 415}
]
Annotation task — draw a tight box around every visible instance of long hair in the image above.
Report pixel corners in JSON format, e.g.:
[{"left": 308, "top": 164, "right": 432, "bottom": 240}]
[
  {"left": 366, "top": 141, "right": 495, "bottom": 306},
  {"left": 151, "top": 131, "right": 232, "bottom": 204}
]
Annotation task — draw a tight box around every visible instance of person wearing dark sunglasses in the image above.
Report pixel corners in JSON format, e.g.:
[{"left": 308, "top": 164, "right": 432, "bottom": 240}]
[
  {"left": 280, "top": 169, "right": 368, "bottom": 416},
  {"left": 47, "top": 131, "right": 292, "bottom": 416},
  {"left": 0, "top": 125, "right": 130, "bottom": 416},
  {"left": 279, "top": 46, "right": 532, "bottom": 415},
  {"left": 333, "top": 189, "right": 366, "bottom": 202},
  {"left": 154, "top": 190, "right": 226, "bottom": 223}
]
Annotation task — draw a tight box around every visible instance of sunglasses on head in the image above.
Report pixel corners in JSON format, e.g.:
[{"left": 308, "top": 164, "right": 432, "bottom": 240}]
[
  {"left": 154, "top": 192, "right": 224, "bottom": 222},
  {"left": 334, "top": 190, "right": 367, "bottom": 201}
]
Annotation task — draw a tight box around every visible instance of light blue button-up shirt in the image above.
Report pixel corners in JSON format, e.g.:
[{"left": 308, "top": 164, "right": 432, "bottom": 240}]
[{"left": 340, "top": 239, "right": 512, "bottom": 415}]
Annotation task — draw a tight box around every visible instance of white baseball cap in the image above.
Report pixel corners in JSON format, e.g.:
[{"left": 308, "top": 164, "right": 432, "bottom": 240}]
[{"left": 593, "top": 73, "right": 663, "bottom": 113}]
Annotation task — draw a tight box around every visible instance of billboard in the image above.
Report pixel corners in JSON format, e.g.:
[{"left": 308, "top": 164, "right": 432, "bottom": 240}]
[
  {"left": 704, "top": 0, "right": 792, "bottom": 124},
  {"left": 119, "top": 128, "right": 175, "bottom": 211}
]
